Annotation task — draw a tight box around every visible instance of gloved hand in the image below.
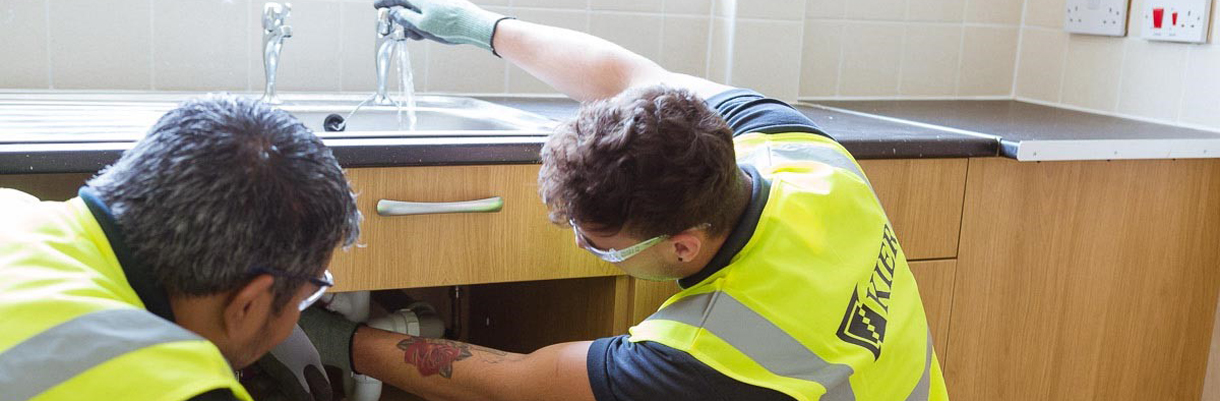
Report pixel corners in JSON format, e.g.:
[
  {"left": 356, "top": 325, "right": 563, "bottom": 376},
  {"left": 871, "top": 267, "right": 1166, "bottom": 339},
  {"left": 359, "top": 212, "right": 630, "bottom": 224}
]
[
  {"left": 298, "top": 306, "right": 363, "bottom": 378},
  {"left": 244, "top": 325, "right": 333, "bottom": 401},
  {"left": 373, "top": 0, "right": 514, "bottom": 53}
]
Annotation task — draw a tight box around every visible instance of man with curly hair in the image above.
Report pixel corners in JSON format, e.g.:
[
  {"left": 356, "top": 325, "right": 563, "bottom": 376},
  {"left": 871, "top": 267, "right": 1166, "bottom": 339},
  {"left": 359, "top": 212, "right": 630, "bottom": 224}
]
[{"left": 300, "top": 1, "right": 948, "bottom": 400}]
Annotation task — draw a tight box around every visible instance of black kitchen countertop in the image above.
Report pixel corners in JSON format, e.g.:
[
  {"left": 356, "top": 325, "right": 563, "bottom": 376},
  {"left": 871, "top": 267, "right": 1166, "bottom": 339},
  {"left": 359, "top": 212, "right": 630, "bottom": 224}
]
[{"left": 816, "top": 100, "right": 1220, "bottom": 160}]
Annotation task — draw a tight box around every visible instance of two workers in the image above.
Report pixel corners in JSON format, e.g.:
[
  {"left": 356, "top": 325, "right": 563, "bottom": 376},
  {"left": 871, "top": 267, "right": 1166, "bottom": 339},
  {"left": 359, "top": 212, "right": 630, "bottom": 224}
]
[{"left": 0, "top": 1, "right": 947, "bottom": 400}]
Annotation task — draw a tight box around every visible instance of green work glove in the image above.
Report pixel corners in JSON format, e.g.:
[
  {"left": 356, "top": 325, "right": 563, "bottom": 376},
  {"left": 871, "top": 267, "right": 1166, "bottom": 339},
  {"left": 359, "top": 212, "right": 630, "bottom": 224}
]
[
  {"left": 373, "top": 0, "right": 513, "bottom": 53},
  {"left": 298, "top": 306, "right": 363, "bottom": 376}
]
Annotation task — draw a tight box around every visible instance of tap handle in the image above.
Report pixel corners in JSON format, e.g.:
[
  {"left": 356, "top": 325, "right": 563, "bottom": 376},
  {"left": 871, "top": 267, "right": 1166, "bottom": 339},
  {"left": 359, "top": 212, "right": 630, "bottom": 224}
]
[
  {"left": 263, "top": 2, "right": 292, "bottom": 31},
  {"left": 377, "top": 7, "right": 408, "bottom": 39}
]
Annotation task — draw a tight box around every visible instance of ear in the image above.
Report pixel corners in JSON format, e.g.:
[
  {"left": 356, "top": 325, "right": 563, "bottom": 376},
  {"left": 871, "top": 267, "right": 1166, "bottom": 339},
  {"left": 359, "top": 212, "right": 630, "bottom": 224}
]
[
  {"left": 669, "top": 230, "right": 705, "bottom": 263},
  {"left": 222, "top": 274, "right": 277, "bottom": 342}
]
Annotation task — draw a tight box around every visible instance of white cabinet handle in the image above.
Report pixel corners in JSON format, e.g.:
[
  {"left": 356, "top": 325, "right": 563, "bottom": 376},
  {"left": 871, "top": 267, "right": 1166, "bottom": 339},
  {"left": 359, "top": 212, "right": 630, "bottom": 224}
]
[{"left": 376, "top": 197, "right": 504, "bottom": 216}]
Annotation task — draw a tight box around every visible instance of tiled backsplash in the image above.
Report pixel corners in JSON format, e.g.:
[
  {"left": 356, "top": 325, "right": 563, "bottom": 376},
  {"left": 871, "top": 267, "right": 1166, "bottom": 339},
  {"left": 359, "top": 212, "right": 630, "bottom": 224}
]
[
  {"left": 1015, "top": 0, "right": 1220, "bottom": 132},
  {"left": 3, "top": 0, "right": 1216, "bottom": 131},
  {"left": 0, "top": 0, "right": 1026, "bottom": 101},
  {"left": 800, "top": 0, "right": 1023, "bottom": 99}
]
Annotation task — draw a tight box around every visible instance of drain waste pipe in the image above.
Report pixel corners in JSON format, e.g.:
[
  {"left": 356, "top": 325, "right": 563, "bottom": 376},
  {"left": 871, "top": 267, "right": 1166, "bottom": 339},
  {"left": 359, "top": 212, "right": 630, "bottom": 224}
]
[{"left": 324, "top": 292, "right": 444, "bottom": 401}]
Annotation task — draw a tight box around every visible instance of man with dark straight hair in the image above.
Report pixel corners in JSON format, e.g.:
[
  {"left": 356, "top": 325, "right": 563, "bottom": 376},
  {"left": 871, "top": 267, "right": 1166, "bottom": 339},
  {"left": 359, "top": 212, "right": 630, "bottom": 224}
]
[
  {"left": 298, "top": 1, "right": 949, "bottom": 400},
  {"left": 0, "top": 95, "right": 361, "bottom": 401}
]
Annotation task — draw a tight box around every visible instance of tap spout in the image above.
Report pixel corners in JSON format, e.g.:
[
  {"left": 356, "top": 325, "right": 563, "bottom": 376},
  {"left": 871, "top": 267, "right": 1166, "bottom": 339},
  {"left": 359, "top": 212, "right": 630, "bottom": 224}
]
[
  {"left": 374, "top": 8, "right": 408, "bottom": 106},
  {"left": 261, "top": 2, "right": 293, "bottom": 105}
]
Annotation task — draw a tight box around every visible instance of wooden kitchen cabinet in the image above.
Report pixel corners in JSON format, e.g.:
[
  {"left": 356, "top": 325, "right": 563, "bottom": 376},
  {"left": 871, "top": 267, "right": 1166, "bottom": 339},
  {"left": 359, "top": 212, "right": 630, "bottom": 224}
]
[
  {"left": 946, "top": 158, "right": 1220, "bottom": 401},
  {"left": 909, "top": 259, "right": 956, "bottom": 361},
  {"left": 330, "top": 164, "right": 617, "bottom": 291},
  {"left": 859, "top": 158, "right": 968, "bottom": 261}
]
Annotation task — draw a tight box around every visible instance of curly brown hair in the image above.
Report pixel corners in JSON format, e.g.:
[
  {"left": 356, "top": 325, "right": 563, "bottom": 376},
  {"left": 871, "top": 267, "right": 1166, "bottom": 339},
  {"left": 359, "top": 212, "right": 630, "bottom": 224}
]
[{"left": 539, "top": 85, "right": 748, "bottom": 238}]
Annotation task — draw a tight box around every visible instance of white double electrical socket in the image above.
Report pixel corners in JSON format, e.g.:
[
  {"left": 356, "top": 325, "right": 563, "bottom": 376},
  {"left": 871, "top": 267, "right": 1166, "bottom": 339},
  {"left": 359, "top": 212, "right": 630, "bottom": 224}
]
[
  {"left": 1065, "top": 0, "right": 1131, "bottom": 36},
  {"left": 1141, "top": 0, "right": 1212, "bottom": 43}
]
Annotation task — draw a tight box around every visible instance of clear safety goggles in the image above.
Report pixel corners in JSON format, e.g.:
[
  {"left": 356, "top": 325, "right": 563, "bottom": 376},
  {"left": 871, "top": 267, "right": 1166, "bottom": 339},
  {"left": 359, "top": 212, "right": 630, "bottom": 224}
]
[
  {"left": 250, "top": 268, "right": 335, "bottom": 311},
  {"left": 570, "top": 219, "right": 669, "bottom": 263}
]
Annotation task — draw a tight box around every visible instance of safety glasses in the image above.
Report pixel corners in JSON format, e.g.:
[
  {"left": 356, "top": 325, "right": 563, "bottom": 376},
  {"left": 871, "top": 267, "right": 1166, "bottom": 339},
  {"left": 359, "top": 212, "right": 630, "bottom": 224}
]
[
  {"left": 249, "top": 267, "right": 335, "bottom": 311},
  {"left": 570, "top": 219, "right": 669, "bottom": 263}
]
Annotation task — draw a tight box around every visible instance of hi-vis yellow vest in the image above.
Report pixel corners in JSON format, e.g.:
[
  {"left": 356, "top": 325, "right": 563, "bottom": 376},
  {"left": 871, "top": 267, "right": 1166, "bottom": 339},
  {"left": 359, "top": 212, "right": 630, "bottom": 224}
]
[
  {"left": 628, "top": 133, "right": 948, "bottom": 401},
  {"left": 0, "top": 189, "right": 253, "bottom": 401}
]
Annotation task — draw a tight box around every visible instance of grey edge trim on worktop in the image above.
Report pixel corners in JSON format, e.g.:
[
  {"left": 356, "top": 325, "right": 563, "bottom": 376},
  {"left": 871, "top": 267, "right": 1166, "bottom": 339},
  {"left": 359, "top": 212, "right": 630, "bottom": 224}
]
[
  {"left": 481, "top": 97, "right": 1000, "bottom": 160},
  {"left": 0, "top": 136, "right": 549, "bottom": 174},
  {"left": 815, "top": 100, "right": 1220, "bottom": 161}
]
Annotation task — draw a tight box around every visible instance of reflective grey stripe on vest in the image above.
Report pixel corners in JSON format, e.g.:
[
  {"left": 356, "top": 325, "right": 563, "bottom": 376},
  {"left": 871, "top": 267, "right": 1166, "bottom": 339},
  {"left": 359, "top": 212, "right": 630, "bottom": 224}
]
[
  {"left": 645, "top": 291, "right": 858, "bottom": 401},
  {"left": 904, "top": 332, "right": 935, "bottom": 401},
  {"left": 0, "top": 308, "right": 205, "bottom": 400},
  {"left": 737, "top": 141, "right": 871, "bottom": 187}
]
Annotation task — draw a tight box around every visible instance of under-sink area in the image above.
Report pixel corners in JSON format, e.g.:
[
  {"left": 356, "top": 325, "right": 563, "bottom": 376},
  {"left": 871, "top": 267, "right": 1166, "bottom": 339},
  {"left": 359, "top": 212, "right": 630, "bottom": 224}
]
[{"left": 0, "top": 93, "right": 558, "bottom": 145}]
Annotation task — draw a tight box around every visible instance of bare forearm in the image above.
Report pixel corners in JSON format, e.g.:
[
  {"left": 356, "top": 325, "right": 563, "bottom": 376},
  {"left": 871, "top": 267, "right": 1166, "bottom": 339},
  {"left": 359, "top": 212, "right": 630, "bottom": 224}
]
[
  {"left": 492, "top": 19, "right": 667, "bottom": 102},
  {"left": 352, "top": 326, "right": 594, "bottom": 401}
]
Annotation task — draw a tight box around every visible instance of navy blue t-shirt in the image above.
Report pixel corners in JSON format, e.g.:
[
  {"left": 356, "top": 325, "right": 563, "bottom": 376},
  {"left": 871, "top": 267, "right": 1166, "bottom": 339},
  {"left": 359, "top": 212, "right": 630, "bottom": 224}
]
[{"left": 585, "top": 89, "right": 829, "bottom": 401}]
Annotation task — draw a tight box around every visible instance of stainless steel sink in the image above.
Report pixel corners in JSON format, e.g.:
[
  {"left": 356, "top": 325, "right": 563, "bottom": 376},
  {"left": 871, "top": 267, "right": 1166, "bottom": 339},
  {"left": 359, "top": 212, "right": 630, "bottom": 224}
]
[{"left": 0, "top": 92, "right": 557, "bottom": 144}]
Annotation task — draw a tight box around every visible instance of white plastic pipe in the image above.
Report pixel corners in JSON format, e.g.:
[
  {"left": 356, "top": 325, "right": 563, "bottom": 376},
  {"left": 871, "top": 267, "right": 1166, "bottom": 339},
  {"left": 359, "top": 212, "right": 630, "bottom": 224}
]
[{"left": 326, "top": 292, "right": 443, "bottom": 401}]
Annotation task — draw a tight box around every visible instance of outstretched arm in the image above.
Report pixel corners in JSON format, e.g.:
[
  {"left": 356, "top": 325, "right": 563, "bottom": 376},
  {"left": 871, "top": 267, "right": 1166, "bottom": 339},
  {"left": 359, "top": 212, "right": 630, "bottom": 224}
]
[
  {"left": 351, "top": 327, "right": 596, "bottom": 401},
  {"left": 491, "top": 19, "right": 732, "bottom": 102},
  {"left": 376, "top": 0, "right": 734, "bottom": 101}
]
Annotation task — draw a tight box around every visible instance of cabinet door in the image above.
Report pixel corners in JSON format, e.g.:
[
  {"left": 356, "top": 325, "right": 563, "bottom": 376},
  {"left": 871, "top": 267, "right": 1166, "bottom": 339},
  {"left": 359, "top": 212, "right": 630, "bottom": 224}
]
[
  {"left": 859, "top": 159, "right": 968, "bottom": 260},
  {"left": 330, "top": 165, "right": 616, "bottom": 291},
  {"left": 947, "top": 158, "right": 1220, "bottom": 401},
  {"left": 909, "top": 260, "right": 956, "bottom": 360}
]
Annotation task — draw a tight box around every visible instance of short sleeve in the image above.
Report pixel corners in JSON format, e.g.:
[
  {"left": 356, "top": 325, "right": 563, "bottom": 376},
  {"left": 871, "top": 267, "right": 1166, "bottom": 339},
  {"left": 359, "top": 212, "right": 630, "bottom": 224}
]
[
  {"left": 706, "top": 89, "right": 833, "bottom": 141},
  {"left": 586, "top": 335, "right": 794, "bottom": 401}
]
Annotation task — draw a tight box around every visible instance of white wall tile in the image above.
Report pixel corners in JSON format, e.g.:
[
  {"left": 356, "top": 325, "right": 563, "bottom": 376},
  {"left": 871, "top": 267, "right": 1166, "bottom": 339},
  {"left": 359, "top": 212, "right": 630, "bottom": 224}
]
[
  {"left": 514, "top": 0, "right": 588, "bottom": 9},
  {"left": 839, "top": 22, "right": 904, "bottom": 96},
  {"left": 249, "top": 0, "right": 342, "bottom": 92},
  {"left": 1014, "top": 28, "right": 1068, "bottom": 102},
  {"left": 735, "top": 0, "right": 807, "bottom": 21},
  {"left": 845, "top": 0, "right": 908, "bottom": 21},
  {"left": 589, "top": 12, "right": 663, "bottom": 61},
  {"left": 1116, "top": 40, "right": 1187, "bottom": 121},
  {"left": 153, "top": 0, "right": 248, "bottom": 91},
  {"left": 591, "top": 0, "right": 662, "bottom": 12},
  {"left": 665, "top": 0, "right": 712, "bottom": 15},
  {"left": 1025, "top": 0, "right": 1066, "bottom": 28},
  {"left": 906, "top": 0, "right": 966, "bottom": 22},
  {"left": 800, "top": 20, "right": 844, "bottom": 97},
  {"left": 661, "top": 16, "right": 711, "bottom": 77},
  {"left": 731, "top": 20, "right": 803, "bottom": 100},
  {"left": 806, "top": 0, "right": 846, "bottom": 18},
  {"left": 0, "top": 0, "right": 49, "bottom": 89},
  {"left": 958, "top": 26, "right": 1018, "bottom": 96},
  {"left": 1059, "top": 34, "right": 1124, "bottom": 111},
  {"left": 708, "top": 17, "right": 732, "bottom": 82},
  {"left": 49, "top": 0, "right": 152, "bottom": 90},
  {"left": 964, "top": 0, "right": 1025, "bottom": 24},
  {"left": 507, "top": 8, "right": 588, "bottom": 94},
  {"left": 1180, "top": 46, "right": 1220, "bottom": 129},
  {"left": 426, "top": 42, "right": 507, "bottom": 94},
  {"left": 901, "top": 24, "right": 962, "bottom": 96},
  {"left": 713, "top": 0, "right": 735, "bottom": 17}
]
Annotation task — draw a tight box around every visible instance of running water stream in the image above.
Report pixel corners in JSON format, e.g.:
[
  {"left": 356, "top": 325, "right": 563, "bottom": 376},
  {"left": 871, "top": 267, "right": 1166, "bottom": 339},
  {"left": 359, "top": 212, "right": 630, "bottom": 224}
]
[{"left": 344, "top": 41, "right": 417, "bottom": 131}]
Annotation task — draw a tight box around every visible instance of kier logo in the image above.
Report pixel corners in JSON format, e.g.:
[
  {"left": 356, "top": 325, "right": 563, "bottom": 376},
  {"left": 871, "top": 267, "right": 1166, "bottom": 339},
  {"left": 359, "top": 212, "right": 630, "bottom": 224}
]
[{"left": 836, "top": 224, "right": 900, "bottom": 360}]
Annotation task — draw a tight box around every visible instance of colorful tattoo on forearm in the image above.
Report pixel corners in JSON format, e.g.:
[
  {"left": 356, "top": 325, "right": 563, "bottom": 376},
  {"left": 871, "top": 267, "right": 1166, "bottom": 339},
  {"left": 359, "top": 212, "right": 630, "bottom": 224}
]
[{"left": 396, "top": 337, "right": 522, "bottom": 379}]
